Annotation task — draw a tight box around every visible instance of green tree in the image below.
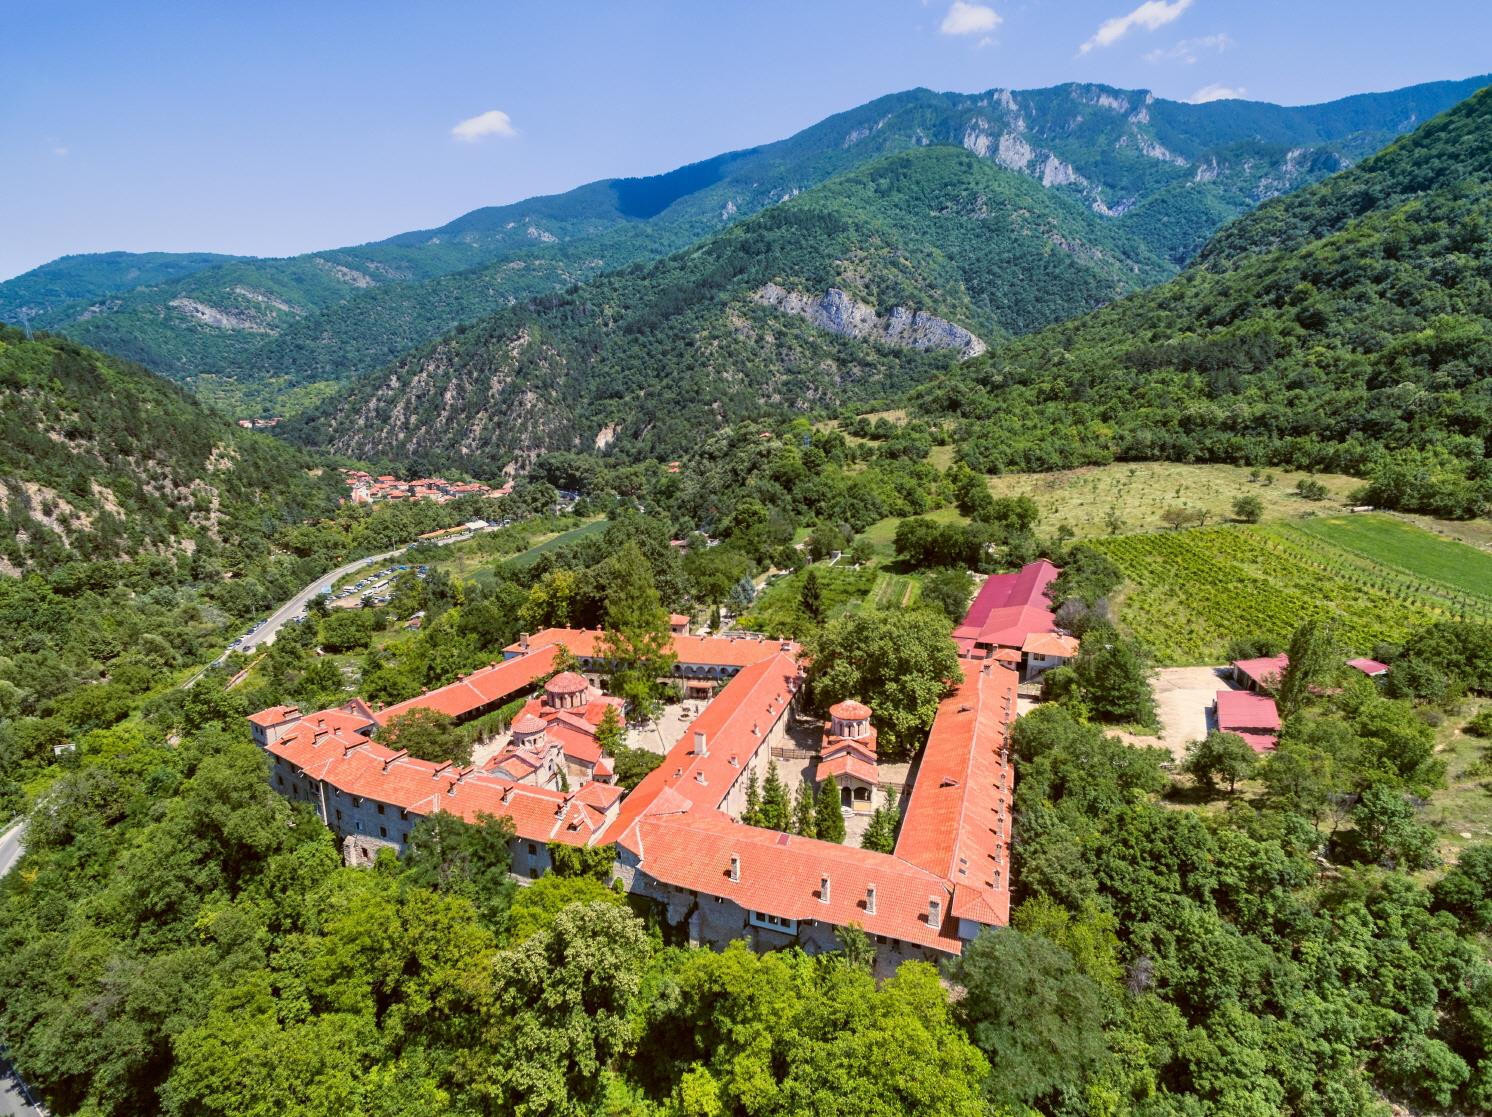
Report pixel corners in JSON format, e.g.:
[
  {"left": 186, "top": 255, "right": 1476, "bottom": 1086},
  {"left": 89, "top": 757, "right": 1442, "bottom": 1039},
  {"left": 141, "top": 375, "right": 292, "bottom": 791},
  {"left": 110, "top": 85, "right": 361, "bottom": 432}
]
[
  {"left": 596, "top": 542, "right": 677, "bottom": 717},
  {"left": 1350, "top": 785, "right": 1438, "bottom": 870},
  {"left": 506, "top": 874, "right": 624, "bottom": 943},
  {"left": 1184, "top": 730, "right": 1259, "bottom": 794},
  {"left": 594, "top": 703, "right": 625, "bottom": 754},
  {"left": 742, "top": 770, "right": 762, "bottom": 827},
  {"left": 799, "top": 567, "right": 826, "bottom": 623},
  {"left": 379, "top": 707, "right": 470, "bottom": 766},
  {"left": 1072, "top": 628, "right": 1155, "bottom": 725},
  {"left": 401, "top": 810, "right": 516, "bottom": 931},
  {"left": 471, "top": 903, "right": 650, "bottom": 1115},
  {"left": 759, "top": 761, "right": 791, "bottom": 831},
  {"left": 808, "top": 610, "right": 961, "bottom": 760},
  {"left": 1232, "top": 493, "right": 1265, "bottom": 522},
  {"left": 791, "top": 779, "right": 816, "bottom": 836},
  {"left": 918, "top": 566, "right": 974, "bottom": 623},
  {"left": 945, "top": 928, "right": 1111, "bottom": 1113},
  {"left": 815, "top": 775, "right": 846, "bottom": 843},
  {"left": 1278, "top": 620, "right": 1341, "bottom": 716}
]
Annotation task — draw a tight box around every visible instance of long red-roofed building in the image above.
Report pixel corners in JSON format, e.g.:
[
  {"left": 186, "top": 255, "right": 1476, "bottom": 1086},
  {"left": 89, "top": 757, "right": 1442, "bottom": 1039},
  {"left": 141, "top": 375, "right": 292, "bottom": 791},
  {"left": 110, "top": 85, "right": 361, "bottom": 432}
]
[{"left": 250, "top": 622, "right": 1015, "bottom": 974}]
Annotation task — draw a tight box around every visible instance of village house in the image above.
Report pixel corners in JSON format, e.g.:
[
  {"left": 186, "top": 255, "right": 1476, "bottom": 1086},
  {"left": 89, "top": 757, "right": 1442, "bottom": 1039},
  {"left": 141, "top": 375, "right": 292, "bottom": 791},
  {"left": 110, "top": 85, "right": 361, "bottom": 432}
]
[{"left": 953, "top": 559, "right": 1078, "bottom": 681}]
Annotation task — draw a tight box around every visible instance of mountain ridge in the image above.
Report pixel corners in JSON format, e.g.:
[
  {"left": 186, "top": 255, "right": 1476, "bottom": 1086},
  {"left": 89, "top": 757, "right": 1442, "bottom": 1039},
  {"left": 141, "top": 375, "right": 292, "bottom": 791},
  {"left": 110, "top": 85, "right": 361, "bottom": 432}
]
[{"left": 8, "top": 74, "right": 1484, "bottom": 415}]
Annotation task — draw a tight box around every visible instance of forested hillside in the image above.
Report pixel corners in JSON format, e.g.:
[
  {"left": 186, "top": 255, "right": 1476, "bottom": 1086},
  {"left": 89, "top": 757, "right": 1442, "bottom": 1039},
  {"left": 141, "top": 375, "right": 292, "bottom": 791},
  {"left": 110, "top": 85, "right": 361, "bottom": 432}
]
[
  {"left": 290, "top": 146, "right": 1169, "bottom": 470},
  {"left": 907, "top": 86, "right": 1492, "bottom": 518},
  {"left": 0, "top": 326, "right": 341, "bottom": 574},
  {"left": 0, "top": 251, "right": 241, "bottom": 322},
  {"left": 7, "top": 76, "right": 1483, "bottom": 415}
]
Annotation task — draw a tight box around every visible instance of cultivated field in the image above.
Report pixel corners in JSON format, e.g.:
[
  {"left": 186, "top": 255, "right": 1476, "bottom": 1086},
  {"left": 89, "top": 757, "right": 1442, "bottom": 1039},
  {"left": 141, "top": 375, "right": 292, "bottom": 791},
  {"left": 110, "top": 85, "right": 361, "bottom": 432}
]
[
  {"left": 985, "top": 462, "right": 1360, "bottom": 538},
  {"left": 1092, "top": 519, "right": 1492, "bottom": 665},
  {"left": 1287, "top": 514, "right": 1492, "bottom": 599}
]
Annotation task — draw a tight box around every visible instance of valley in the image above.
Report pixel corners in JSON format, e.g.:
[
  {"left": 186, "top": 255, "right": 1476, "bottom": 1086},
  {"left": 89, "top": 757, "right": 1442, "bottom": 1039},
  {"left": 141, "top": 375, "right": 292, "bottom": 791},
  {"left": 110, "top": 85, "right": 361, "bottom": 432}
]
[{"left": 3, "top": 26, "right": 1492, "bottom": 1117}]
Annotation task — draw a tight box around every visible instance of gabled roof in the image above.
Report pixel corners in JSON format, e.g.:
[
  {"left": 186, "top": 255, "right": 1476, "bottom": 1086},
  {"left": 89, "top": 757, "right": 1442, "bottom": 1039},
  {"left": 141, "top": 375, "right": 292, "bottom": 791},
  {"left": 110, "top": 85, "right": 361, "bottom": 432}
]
[
  {"left": 893, "top": 661, "right": 1016, "bottom": 929},
  {"left": 632, "top": 811, "right": 963, "bottom": 953},
  {"left": 1215, "top": 689, "right": 1281, "bottom": 753},
  {"left": 247, "top": 704, "right": 301, "bottom": 728},
  {"left": 1022, "top": 632, "right": 1080, "bottom": 658},
  {"left": 1347, "top": 657, "right": 1390, "bottom": 677},
  {"left": 504, "top": 628, "right": 800, "bottom": 668},
  {"left": 817, "top": 753, "right": 880, "bottom": 785},
  {"left": 606, "top": 652, "right": 803, "bottom": 842},
  {"left": 375, "top": 644, "right": 560, "bottom": 724},
  {"left": 261, "top": 703, "right": 610, "bottom": 846},
  {"left": 1233, "top": 654, "right": 1289, "bottom": 690}
]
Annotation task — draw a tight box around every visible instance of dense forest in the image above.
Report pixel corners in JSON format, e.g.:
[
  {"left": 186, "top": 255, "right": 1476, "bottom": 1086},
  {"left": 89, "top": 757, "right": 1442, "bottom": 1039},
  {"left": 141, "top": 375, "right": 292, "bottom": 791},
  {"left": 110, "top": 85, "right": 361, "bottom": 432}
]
[
  {"left": 0, "top": 326, "right": 341, "bottom": 573},
  {"left": 906, "top": 85, "right": 1492, "bottom": 519},
  {"left": 290, "top": 145, "right": 1174, "bottom": 470}
]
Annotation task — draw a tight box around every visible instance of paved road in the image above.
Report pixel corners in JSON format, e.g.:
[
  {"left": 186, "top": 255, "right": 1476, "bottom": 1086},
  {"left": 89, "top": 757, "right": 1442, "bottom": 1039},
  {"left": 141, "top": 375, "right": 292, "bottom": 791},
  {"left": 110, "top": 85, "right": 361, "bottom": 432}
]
[
  {"left": 0, "top": 827, "right": 43, "bottom": 1115},
  {"left": 234, "top": 546, "right": 409, "bottom": 657},
  {"left": 0, "top": 822, "right": 22, "bottom": 880}
]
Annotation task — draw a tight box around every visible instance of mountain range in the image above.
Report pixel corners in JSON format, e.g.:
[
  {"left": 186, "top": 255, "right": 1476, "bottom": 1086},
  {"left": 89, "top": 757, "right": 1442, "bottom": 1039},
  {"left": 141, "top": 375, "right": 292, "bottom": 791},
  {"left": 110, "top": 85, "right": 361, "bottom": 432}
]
[{"left": 5, "top": 75, "right": 1486, "bottom": 421}]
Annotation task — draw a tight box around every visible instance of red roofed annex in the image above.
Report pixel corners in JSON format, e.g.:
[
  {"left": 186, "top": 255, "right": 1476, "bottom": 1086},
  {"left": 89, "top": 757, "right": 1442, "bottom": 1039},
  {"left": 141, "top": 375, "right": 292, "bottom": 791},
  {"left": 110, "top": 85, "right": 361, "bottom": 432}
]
[{"left": 248, "top": 622, "right": 1017, "bottom": 975}]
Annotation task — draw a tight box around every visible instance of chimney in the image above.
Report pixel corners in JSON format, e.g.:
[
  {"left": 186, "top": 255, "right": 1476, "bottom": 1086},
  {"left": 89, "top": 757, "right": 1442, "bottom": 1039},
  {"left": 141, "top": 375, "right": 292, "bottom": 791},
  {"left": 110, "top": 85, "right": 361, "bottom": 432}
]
[
  {"left": 519, "top": 631, "right": 530, "bottom": 650},
  {"left": 928, "top": 897, "right": 942, "bottom": 925},
  {"left": 729, "top": 853, "right": 740, "bottom": 882},
  {"left": 694, "top": 730, "right": 707, "bottom": 757},
  {"left": 866, "top": 885, "right": 877, "bottom": 915},
  {"left": 694, "top": 770, "right": 707, "bottom": 785},
  {"left": 819, "top": 875, "right": 831, "bottom": 904},
  {"left": 982, "top": 662, "right": 992, "bottom": 677}
]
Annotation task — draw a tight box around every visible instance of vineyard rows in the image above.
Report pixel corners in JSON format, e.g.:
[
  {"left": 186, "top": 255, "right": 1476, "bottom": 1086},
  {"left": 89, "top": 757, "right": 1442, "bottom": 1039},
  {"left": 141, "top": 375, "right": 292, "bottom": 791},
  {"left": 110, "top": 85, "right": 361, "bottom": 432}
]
[{"left": 1089, "top": 524, "right": 1475, "bottom": 665}]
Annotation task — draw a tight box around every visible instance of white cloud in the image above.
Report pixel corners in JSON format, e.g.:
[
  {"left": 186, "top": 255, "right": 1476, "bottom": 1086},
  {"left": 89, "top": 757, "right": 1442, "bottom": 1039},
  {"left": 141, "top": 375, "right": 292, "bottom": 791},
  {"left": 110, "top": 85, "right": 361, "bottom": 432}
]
[
  {"left": 1144, "top": 32, "right": 1233, "bottom": 64},
  {"left": 451, "top": 109, "right": 518, "bottom": 143},
  {"left": 1189, "top": 83, "right": 1247, "bottom": 103},
  {"left": 941, "top": 0, "right": 1001, "bottom": 36},
  {"left": 1079, "top": 0, "right": 1192, "bottom": 54},
  {"left": 51, "top": 146, "right": 68, "bottom": 157}
]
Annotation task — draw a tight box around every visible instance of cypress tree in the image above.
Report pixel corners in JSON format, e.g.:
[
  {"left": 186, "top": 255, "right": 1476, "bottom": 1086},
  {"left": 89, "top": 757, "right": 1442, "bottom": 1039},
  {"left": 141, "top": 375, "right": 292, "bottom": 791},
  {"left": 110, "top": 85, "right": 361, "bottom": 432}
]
[
  {"left": 742, "top": 771, "right": 762, "bottom": 827},
  {"left": 815, "top": 775, "right": 846, "bottom": 843},
  {"left": 800, "top": 567, "right": 825, "bottom": 623},
  {"left": 792, "top": 779, "right": 817, "bottom": 836},
  {"left": 760, "top": 761, "right": 791, "bottom": 831}
]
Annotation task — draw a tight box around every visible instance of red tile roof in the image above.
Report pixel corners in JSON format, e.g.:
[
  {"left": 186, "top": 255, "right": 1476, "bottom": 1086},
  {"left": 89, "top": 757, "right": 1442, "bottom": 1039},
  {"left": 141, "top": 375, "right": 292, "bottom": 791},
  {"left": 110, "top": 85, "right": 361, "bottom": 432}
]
[
  {"left": 505, "top": 628, "right": 800, "bottom": 669},
  {"left": 263, "top": 707, "right": 611, "bottom": 845},
  {"left": 1022, "top": 632, "right": 1080, "bottom": 658},
  {"left": 248, "top": 704, "right": 300, "bottom": 728},
  {"left": 375, "top": 644, "right": 560, "bottom": 724},
  {"left": 829, "top": 699, "right": 871, "bottom": 720},
  {"left": 607, "top": 651, "right": 803, "bottom": 840},
  {"left": 632, "top": 811, "right": 963, "bottom": 953},
  {"left": 893, "top": 661, "right": 1017, "bottom": 928},
  {"left": 817, "top": 753, "right": 880, "bottom": 785},
  {"left": 545, "top": 671, "right": 589, "bottom": 695}
]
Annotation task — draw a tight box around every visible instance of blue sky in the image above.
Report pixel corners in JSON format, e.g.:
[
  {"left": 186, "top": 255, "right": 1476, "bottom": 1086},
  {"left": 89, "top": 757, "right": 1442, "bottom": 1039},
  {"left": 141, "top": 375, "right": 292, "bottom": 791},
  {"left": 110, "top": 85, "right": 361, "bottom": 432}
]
[{"left": 2, "top": 0, "right": 1489, "bottom": 279}]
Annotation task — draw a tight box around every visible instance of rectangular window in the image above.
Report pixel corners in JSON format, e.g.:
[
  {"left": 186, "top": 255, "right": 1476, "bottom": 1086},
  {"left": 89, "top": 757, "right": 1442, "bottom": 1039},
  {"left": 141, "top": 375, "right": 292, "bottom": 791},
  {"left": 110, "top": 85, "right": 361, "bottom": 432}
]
[
  {"left": 376, "top": 803, "right": 385, "bottom": 815},
  {"left": 749, "top": 911, "right": 798, "bottom": 934},
  {"left": 528, "top": 843, "right": 537, "bottom": 855},
  {"left": 334, "top": 809, "right": 342, "bottom": 822},
  {"left": 355, "top": 821, "right": 363, "bottom": 833},
  {"left": 276, "top": 775, "right": 284, "bottom": 787},
  {"left": 379, "top": 826, "right": 387, "bottom": 838}
]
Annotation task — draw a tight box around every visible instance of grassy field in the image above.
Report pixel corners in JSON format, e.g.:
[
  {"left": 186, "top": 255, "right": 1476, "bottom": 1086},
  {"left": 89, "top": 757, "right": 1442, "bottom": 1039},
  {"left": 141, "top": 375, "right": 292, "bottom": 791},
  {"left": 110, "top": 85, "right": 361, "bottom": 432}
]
[
  {"left": 1091, "top": 519, "right": 1492, "bottom": 665},
  {"left": 985, "top": 462, "right": 1362, "bottom": 539},
  {"left": 856, "top": 505, "right": 966, "bottom": 557},
  {"left": 737, "top": 563, "right": 877, "bottom": 637},
  {"left": 1287, "top": 514, "right": 1492, "bottom": 601},
  {"left": 1426, "top": 699, "right": 1492, "bottom": 864}
]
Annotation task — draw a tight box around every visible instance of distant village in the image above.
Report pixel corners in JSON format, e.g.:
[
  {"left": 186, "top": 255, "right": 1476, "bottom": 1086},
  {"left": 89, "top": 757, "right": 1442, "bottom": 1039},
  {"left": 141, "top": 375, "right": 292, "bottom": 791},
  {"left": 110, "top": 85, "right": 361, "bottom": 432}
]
[{"left": 340, "top": 467, "right": 512, "bottom": 506}]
